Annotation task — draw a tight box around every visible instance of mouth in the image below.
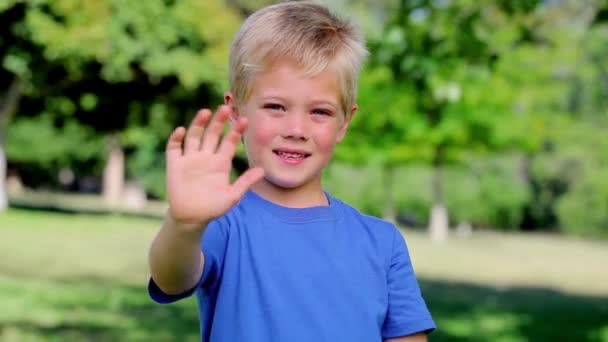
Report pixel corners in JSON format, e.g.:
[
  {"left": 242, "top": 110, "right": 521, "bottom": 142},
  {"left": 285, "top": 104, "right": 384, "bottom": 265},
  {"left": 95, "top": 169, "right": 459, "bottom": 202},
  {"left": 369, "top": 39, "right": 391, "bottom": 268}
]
[{"left": 272, "top": 149, "right": 311, "bottom": 161}]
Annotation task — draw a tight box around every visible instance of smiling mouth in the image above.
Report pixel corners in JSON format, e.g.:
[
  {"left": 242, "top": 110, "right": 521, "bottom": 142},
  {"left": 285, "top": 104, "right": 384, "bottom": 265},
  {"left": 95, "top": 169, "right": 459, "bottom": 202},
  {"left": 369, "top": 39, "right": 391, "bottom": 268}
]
[{"left": 273, "top": 150, "right": 311, "bottom": 160}]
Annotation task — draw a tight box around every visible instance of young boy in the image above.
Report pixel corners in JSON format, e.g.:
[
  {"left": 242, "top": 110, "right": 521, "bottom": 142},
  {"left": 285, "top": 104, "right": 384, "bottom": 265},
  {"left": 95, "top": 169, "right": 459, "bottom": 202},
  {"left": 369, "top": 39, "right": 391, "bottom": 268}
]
[{"left": 148, "top": 2, "right": 435, "bottom": 341}]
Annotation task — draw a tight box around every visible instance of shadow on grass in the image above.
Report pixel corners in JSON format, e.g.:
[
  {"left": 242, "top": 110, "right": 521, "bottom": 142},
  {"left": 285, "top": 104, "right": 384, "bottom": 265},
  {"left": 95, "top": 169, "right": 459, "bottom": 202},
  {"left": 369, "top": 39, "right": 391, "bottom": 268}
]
[
  {"left": 8, "top": 192, "right": 166, "bottom": 220},
  {"left": 420, "top": 279, "right": 608, "bottom": 342},
  {"left": 0, "top": 321, "right": 114, "bottom": 341},
  {"left": 9, "top": 200, "right": 165, "bottom": 220},
  {"left": 0, "top": 277, "right": 200, "bottom": 342},
  {"left": 1, "top": 276, "right": 607, "bottom": 341}
]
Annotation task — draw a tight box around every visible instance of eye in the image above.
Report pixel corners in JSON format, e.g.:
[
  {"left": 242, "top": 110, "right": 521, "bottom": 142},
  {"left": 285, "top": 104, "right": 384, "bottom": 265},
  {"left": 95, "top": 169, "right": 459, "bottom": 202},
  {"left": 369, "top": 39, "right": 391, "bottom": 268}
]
[
  {"left": 312, "top": 108, "right": 332, "bottom": 116},
  {"left": 263, "top": 103, "right": 285, "bottom": 111}
]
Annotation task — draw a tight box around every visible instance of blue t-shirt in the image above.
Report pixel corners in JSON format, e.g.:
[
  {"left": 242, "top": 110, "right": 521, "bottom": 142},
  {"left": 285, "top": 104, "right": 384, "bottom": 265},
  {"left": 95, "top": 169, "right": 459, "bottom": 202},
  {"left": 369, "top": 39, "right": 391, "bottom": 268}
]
[{"left": 149, "top": 190, "right": 435, "bottom": 341}]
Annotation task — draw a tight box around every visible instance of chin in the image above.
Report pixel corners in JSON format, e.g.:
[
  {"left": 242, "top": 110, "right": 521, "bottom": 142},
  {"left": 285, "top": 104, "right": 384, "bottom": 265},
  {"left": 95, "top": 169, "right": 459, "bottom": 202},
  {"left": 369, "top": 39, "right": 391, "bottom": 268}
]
[
  {"left": 263, "top": 174, "right": 313, "bottom": 190},
  {"left": 266, "top": 178, "right": 305, "bottom": 190}
]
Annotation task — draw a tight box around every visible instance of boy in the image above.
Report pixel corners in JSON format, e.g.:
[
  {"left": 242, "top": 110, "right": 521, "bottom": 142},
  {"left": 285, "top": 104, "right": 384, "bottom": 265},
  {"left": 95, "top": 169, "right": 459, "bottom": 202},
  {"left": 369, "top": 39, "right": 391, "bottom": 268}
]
[{"left": 148, "top": 2, "right": 435, "bottom": 341}]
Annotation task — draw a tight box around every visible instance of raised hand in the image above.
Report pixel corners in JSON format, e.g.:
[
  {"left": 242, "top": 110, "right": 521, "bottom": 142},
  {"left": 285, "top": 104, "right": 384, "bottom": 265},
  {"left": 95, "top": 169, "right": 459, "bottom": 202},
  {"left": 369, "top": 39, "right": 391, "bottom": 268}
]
[{"left": 165, "top": 105, "right": 264, "bottom": 228}]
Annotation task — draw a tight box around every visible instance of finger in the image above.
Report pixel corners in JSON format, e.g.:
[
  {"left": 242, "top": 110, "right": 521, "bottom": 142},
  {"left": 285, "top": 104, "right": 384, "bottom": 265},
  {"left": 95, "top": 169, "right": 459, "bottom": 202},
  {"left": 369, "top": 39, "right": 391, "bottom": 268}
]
[
  {"left": 202, "top": 105, "right": 231, "bottom": 153},
  {"left": 166, "top": 126, "right": 186, "bottom": 158},
  {"left": 231, "top": 167, "right": 265, "bottom": 198},
  {"left": 184, "top": 109, "right": 212, "bottom": 154},
  {"left": 217, "top": 116, "right": 247, "bottom": 158}
]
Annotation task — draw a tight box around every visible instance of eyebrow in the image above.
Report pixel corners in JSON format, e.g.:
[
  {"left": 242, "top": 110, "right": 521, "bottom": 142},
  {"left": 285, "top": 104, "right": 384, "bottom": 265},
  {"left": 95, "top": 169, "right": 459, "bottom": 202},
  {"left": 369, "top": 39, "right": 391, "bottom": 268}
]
[
  {"left": 258, "top": 96, "right": 338, "bottom": 109},
  {"left": 259, "top": 96, "right": 285, "bottom": 102},
  {"left": 310, "top": 100, "right": 338, "bottom": 109}
]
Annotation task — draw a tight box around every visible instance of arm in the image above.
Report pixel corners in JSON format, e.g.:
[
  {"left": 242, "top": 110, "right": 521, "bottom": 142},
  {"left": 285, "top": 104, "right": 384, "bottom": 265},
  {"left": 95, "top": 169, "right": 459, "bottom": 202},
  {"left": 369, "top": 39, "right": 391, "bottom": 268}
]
[
  {"left": 148, "top": 215, "right": 207, "bottom": 294},
  {"left": 385, "top": 332, "right": 427, "bottom": 342},
  {"left": 147, "top": 106, "right": 263, "bottom": 295}
]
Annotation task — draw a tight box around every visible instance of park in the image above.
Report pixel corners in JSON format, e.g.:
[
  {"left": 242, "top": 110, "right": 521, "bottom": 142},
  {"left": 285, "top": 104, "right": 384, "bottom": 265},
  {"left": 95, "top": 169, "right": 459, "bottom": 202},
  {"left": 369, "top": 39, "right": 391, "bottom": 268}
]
[{"left": 1, "top": 0, "right": 608, "bottom": 341}]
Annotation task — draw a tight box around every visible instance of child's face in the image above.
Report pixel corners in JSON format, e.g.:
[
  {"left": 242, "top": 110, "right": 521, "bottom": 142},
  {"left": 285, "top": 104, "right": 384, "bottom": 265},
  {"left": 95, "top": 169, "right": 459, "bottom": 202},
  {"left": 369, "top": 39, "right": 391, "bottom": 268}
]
[{"left": 226, "top": 62, "right": 356, "bottom": 192}]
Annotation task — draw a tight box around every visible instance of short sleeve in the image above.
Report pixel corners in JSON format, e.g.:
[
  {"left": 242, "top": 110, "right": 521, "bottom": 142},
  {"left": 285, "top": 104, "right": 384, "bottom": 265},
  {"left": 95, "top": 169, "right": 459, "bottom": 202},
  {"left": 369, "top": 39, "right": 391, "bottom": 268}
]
[
  {"left": 148, "top": 217, "right": 229, "bottom": 304},
  {"left": 381, "top": 228, "right": 436, "bottom": 338}
]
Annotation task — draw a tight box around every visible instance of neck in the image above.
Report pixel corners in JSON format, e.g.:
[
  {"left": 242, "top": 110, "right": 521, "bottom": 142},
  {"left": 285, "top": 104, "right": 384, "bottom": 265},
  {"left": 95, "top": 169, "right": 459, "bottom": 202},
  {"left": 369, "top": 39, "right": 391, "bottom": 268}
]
[{"left": 250, "top": 178, "right": 328, "bottom": 208}]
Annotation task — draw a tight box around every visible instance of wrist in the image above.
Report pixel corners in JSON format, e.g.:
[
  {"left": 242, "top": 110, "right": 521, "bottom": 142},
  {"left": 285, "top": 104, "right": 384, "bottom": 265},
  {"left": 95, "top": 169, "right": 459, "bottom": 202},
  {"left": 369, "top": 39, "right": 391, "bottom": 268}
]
[{"left": 164, "top": 211, "right": 209, "bottom": 236}]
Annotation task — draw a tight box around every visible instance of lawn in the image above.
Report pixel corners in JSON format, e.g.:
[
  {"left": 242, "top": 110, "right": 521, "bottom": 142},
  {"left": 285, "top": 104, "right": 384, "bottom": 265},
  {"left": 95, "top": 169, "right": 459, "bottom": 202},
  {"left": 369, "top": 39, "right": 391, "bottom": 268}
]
[{"left": 1, "top": 208, "right": 607, "bottom": 341}]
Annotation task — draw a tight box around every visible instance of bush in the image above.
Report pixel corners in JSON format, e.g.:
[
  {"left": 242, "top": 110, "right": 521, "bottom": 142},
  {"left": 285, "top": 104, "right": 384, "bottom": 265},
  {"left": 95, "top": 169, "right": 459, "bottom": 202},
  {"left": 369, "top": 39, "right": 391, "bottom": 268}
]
[
  {"left": 325, "top": 158, "right": 531, "bottom": 231},
  {"left": 323, "top": 163, "right": 385, "bottom": 217},
  {"left": 556, "top": 169, "right": 608, "bottom": 238},
  {"left": 444, "top": 157, "right": 530, "bottom": 230}
]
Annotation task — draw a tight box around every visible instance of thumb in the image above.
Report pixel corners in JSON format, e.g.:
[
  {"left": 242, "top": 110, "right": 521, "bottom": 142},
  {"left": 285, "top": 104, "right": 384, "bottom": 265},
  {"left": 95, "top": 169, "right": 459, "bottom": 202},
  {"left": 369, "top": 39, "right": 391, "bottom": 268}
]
[{"left": 231, "top": 167, "right": 265, "bottom": 198}]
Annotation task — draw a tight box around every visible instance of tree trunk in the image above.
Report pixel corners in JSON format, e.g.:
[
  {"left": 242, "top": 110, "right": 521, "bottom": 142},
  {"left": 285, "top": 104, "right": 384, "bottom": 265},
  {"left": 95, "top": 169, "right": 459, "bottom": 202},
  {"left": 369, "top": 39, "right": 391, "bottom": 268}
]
[
  {"left": 429, "top": 162, "right": 449, "bottom": 242},
  {"left": 102, "top": 134, "right": 125, "bottom": 206},
  {"left": 382, "top": 165, "right": 396, "bottom": 224},
  {"left": 0, "top": 76, "right": 23, "bottom": 213},
  {"left": 0, "top": 147, "right": 7, "bottom": 211}
]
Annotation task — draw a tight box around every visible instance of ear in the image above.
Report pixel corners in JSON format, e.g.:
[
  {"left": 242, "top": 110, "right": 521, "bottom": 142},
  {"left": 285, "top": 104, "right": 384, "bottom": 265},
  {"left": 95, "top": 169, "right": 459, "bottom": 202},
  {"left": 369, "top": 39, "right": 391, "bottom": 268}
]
[
  {"left": 224, "top": 91, "right": 240, "bottom": 125},
  {"left": 336, "top": 104, "right": 357, "bottom": 143}
]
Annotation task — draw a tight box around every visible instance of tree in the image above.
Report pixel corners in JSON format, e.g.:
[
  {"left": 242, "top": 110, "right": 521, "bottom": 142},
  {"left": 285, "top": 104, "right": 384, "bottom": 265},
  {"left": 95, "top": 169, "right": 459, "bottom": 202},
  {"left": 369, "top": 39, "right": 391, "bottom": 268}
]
[
  {"left": 520, "top": 0, "right": 608, "bottom": 237},
  {"left": 0, "top": 76, "right": 21, "bottom": 210},
  {"left": 336, "top": 0, "right": 544, "bottom": 240},
  {"left": 1, "top": 0, "right": 53, "bottom": 211},
  {"left": 2, "top": 0, "right": 243, "bottom": 207}
]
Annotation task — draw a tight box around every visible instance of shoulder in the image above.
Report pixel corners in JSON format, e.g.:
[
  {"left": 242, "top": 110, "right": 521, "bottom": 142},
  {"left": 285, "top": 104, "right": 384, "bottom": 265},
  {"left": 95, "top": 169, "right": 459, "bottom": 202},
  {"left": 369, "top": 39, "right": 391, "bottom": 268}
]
[
  {"left": 331, "top": 195, "right": 409, "bottom": 272},
  {"left": 331, "top": 194, "right": 402, "bottom": 242},
  {"left": 333, "top": 196, "right": 396, "bottom": 228}
]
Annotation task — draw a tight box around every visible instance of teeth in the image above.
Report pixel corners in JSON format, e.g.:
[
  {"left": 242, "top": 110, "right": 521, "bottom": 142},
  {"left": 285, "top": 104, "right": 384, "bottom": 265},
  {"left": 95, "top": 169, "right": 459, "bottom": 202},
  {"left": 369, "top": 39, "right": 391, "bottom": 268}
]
[{"left": 277, "top": 151, "right": 306, "bottom": 159}]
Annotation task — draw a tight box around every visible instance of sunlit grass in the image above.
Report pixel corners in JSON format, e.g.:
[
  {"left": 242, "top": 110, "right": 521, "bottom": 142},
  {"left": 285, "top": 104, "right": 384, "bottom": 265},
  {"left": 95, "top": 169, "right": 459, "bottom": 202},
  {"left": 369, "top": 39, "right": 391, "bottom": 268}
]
[
  {"left": 0, "top": 208, "right": 157, "bottom": 284},
  {"left": 403, "top": 229, "right": 608, "bottom": 297}
]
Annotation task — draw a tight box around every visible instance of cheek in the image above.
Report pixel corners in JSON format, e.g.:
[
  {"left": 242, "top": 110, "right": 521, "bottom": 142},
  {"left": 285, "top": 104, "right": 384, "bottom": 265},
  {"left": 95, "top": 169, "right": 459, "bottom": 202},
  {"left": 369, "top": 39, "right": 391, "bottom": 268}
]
[
  {"left": 314, "top": 126, "right": 342, "bottom": 153},
  {"left": 244, "top": 114, "right": 277, "bottom": 150}
]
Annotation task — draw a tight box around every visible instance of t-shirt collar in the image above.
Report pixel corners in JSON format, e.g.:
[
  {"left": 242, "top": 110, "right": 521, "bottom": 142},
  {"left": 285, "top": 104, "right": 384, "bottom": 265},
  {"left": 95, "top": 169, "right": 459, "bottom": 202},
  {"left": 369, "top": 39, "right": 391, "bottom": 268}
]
[{"left": 241, "top": 190, "right": 341, "bottom": 223}]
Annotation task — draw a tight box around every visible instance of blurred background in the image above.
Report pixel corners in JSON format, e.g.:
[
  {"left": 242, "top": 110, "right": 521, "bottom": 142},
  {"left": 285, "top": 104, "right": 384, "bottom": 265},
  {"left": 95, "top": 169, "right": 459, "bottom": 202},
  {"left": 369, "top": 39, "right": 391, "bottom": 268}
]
[{"left": 1, "top": 0, "right": 607, "bottom": 341}]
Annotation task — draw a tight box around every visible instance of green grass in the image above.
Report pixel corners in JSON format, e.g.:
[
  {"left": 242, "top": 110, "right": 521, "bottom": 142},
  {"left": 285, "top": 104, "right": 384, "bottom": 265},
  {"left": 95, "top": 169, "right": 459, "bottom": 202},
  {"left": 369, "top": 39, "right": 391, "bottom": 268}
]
[
  {"left": 0, "top": 208, "right": 198, "bottom": 342},
  {"left": 406, "top": 231, "right": 608, "bottom": 297},
  {"left": 1, "top": 208, "right": 607, "bottom": 341}
]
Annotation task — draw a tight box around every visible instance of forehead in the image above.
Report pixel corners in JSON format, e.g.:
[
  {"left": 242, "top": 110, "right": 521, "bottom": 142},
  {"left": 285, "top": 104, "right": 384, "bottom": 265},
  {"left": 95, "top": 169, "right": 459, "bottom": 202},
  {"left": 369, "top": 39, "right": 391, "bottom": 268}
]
[{"left": 250, "top": 62, "right": 341, "bottom": 101}]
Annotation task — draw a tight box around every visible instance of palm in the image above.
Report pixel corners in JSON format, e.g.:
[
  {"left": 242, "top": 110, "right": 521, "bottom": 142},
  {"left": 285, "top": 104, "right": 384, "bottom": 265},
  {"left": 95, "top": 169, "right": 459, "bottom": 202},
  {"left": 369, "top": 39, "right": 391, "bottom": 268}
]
[{"left": 165, "top": 106, "right": 263, "bottom": 226}]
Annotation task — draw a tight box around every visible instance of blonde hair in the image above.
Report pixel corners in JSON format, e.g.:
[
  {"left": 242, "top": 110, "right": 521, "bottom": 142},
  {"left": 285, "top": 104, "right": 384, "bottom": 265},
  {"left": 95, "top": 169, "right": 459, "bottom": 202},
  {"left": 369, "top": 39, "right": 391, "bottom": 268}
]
[{"left": 229, "top": 1, "right": 368, "bottom": 115}]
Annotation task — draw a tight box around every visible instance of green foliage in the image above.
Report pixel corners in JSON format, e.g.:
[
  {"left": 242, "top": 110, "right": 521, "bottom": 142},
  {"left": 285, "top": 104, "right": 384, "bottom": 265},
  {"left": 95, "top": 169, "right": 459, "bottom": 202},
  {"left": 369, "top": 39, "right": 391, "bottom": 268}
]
[
  {"left": 557, "top": 169, "right": 608, "bottom": 238},
  {"left": 0, "top": 0, "right": 21, "bottom": 12},
  {"left": 336, "top": 66, "right": 434, "bottom": 165},
  {"left": 444, "top": 157, "right": 530, "bottom": 230},
  {"left": 352, "top": 0, "right": 541, "bottom": 166},
  {"left": 2, "top": 0, "right": 242, "bottom": 197},
  {"left": 6, "top": 114, "right": 103, "bottom": 166},
  {"left": 24, "top": 0, "right": 240, "bottom": 90},
  {"left": 323, "top": 163, "right": 385, "bottom": 217},
  {"left": 123, "top": 123, "right": 168, "bottom": 199},
  {"left": 3, "top": 0, "right": 608, "bottom": 237},
  {"left": 335, "top": 0, "right": 544, "bottom": 228},
  {"left": 533, "top": 117, "right": 608, "bottom": 237},
  {"left": 336, "top": 0, "right": 608, "bottom": 236},
  {"left": 326, "top": 160, "right": 530, "bottom": 230}
]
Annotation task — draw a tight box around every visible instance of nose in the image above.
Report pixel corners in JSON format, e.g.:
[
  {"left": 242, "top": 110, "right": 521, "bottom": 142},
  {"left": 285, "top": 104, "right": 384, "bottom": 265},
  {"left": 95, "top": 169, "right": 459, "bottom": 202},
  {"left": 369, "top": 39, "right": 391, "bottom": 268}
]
[{"left": 280, "top": 112, "right": 309, "bottom": 141}]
